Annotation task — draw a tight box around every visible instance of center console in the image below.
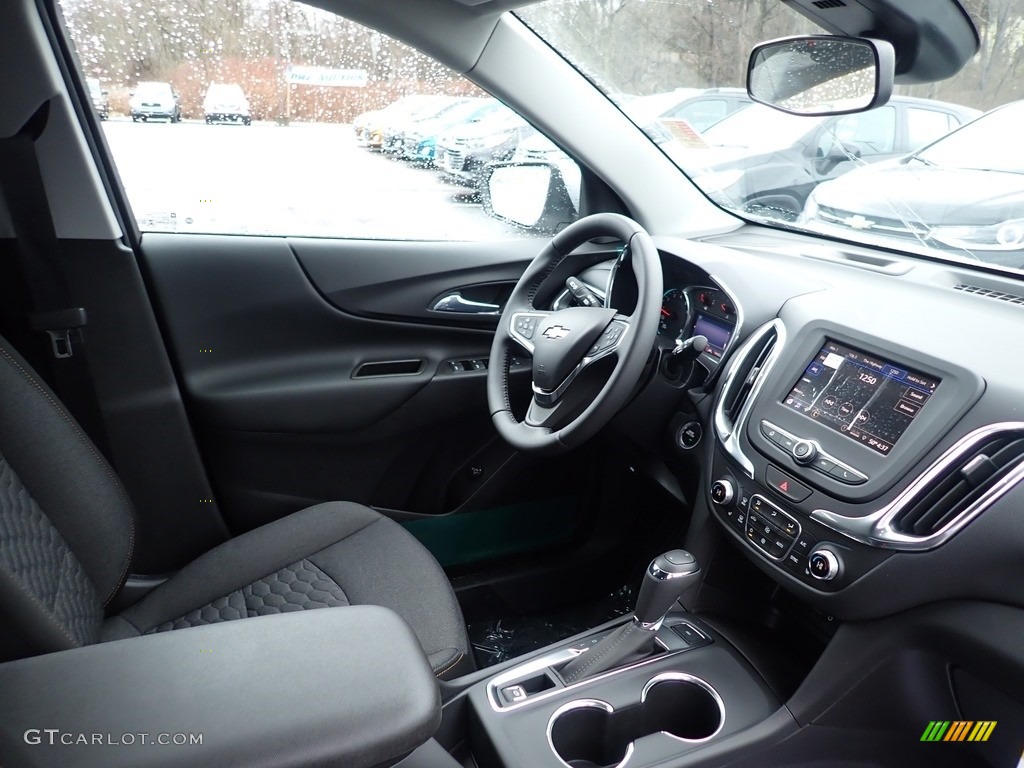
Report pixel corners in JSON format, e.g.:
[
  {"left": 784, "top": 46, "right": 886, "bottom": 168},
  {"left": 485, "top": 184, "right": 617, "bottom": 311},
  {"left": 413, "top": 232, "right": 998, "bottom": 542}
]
[
  {"left": 466, "top": 612, "right": 780, "bottom": 768},
  {"left": 461, "top": 551, "right": 783, "bottom": 768},
  {"left": 708, "top": 316, "right": 985, "bottom": 595}
]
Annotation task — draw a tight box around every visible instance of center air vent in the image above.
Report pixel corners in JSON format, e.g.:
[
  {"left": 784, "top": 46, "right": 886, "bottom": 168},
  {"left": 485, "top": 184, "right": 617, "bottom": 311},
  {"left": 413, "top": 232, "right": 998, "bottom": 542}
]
[
  {"left": 891, "top": 431, "right": 1024, "bottom": 537},
  {"left": 812, "top": 0, "right": 846, "bottom": 8}
]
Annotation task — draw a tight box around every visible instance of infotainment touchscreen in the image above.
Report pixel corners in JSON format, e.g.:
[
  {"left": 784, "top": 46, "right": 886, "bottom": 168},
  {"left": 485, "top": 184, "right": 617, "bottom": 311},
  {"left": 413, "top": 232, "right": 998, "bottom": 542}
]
[{"left": 781, "top": 340, "right": 940, "bottom": 455}]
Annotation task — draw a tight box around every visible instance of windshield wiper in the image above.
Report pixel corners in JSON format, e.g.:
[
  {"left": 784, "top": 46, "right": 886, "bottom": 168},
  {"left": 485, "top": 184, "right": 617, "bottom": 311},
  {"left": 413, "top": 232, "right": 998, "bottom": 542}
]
[{"left": 901, "top": 155, "right": 935, "bottom": 167}]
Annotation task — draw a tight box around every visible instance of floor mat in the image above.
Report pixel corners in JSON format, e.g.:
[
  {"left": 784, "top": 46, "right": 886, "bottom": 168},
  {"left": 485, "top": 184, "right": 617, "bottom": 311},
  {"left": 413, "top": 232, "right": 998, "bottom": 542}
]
[{"left": 467, "top": 584, "right": 636, "bottom": 668}]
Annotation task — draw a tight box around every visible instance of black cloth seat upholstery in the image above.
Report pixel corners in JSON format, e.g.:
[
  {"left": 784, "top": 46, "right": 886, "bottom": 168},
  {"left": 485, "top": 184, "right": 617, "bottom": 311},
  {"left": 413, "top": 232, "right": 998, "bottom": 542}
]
[{"left": 0, "top": 335, "right": 472, "bottom": 679}]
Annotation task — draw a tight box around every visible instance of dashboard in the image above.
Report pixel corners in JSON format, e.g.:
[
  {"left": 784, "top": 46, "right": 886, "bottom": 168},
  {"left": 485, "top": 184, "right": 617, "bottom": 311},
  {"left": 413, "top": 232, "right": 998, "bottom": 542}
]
[{"left": 581, "top": 228, "right": 1024, "bottom": 622}]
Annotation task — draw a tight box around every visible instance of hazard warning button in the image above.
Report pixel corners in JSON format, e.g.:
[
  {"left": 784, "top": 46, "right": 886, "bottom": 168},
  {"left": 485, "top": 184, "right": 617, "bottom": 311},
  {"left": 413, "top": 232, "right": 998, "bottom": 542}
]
[{"left": 765, "top": 465, "right": 812, "bottom": 503}]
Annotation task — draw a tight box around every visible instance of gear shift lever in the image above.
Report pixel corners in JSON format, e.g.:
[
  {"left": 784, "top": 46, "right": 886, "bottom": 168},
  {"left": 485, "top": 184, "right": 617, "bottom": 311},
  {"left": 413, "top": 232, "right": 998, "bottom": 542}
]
[
  {"left": 634, "top": 550, "right": 701, "bottom": 628},
  {"left": 559, "top": 550, "right": 701, "bottom": 685}
]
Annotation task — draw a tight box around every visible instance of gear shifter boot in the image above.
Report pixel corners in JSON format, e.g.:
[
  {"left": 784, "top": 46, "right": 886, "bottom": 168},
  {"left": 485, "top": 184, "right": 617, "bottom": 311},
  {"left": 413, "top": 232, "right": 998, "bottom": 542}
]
[{"left": 559, "top": 621, "right": 655, "bottom": 684}]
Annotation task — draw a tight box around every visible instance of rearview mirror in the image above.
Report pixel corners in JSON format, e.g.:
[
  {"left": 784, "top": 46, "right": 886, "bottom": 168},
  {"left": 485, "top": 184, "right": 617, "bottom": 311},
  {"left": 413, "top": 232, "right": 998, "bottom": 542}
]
[
  {"left": 747, "top": 36, "right": 894, "bottom": 116},
  {"left": 482, "top": 163, "right": 578, "bottom": 234}
]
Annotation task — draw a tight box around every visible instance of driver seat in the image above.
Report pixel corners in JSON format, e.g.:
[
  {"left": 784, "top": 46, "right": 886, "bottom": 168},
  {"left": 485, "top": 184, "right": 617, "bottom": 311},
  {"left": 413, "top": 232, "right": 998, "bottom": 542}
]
[{"left": 0, "top": 335, "right": 473, "bottom": 679}]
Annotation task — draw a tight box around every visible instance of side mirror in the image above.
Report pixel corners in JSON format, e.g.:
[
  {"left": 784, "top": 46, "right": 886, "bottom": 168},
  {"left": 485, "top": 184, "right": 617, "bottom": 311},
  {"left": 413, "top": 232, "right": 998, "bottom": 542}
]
[
  {"left": 747, "top": 35, "right": 894, "bottom": 116},
  {"left": 481, "top": 162, "right": 578, "bottom": 234}
]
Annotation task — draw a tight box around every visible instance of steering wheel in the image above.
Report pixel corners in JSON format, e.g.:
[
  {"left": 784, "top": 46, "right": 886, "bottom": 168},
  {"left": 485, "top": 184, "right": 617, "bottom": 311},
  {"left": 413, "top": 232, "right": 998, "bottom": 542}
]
[{"left": 486, "top": 213, "right": 663, "bottom": 452}]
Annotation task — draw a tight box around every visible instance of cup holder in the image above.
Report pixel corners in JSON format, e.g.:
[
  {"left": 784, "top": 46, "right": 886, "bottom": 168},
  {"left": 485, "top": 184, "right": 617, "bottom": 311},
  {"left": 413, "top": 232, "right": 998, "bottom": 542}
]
[{"left": 547, "top": 673, "right": 725, "bottom": 768}]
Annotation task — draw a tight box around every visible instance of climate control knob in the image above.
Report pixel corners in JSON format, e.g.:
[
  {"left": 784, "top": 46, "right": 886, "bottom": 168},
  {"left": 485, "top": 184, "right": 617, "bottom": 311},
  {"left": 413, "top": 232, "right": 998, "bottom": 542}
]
[
  {"left": 710, "top": 479, "right": 734, "bottom": 506},
  {"left": 792, "top": 439, "right": 818, "bottom": 465},
  {"left": 808, "top": 549, "right": 841, "bottom": 582}
]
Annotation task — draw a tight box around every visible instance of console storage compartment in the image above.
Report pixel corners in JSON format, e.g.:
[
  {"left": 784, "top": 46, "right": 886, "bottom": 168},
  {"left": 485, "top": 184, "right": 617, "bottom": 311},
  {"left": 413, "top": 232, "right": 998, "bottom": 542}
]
[{"left": 0, "top": 607, "right": 440, "bottom": 768}]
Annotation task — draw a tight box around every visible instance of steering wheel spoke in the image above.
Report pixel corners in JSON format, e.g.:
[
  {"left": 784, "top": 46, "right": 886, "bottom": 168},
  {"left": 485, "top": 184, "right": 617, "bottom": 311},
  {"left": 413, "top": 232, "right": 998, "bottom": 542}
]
[{"left": 507, "top": 311, "right": 550, "bottom": 354}]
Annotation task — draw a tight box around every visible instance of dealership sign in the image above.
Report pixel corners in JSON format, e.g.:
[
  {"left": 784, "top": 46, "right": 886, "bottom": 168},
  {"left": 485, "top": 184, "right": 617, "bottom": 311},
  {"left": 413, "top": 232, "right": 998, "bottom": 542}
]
[{"left": 286, "top": 66, "right": 368, "bottom": 87}]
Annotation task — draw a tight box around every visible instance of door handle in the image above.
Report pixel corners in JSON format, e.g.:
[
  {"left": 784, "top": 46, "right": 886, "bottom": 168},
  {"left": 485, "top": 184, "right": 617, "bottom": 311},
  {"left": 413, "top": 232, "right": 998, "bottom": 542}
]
[{"left": 431, "top": 292, "right": 501, "bottom": 315}]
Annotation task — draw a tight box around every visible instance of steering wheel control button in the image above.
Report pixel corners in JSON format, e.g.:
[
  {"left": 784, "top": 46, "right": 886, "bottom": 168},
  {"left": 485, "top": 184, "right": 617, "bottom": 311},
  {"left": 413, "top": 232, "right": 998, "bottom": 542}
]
[
  {"left": 808, "top": 549, "right": 841, "bottom": 581},
  {"left": 676, "top": 421, "right": 702, "bottom": 450},
  {"left": 765, "top": 465, "right": 812, "bottom": 503},
  {"left": 710, "top": 479, "right": 734, "bottom": 506},
  {"left": 829, "top": 464, "right": 868, "bottom": 484},
  {"left": 587, "top": 321, "right": 627, "bottom": 357},
  {"left": 792, "top": 439, "right": 818, "bottom": 464},
  {"left": 514, "top": 315, "right": 539, "bottom": 340}
]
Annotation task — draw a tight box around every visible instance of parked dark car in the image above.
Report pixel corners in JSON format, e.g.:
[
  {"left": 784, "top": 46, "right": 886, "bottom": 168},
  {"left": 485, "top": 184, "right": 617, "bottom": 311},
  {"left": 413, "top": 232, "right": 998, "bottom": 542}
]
[
  {"left": 801, "top": 100, "right": 1023, "bottom": 267},
  {"left": 402, "top": 98, "right": 503, "bottom": 163},
  {"left": 678, "top": 97, "right": 980, "bottom": 220},
  {"left": 86, "top": 77, "right": 108, "bottom": 120},
  {"left": 381, "top": 97, "right": 469, "bottom": 154},
  {"left": 435, "top": 107, "right": 531, "bottom": 186}
]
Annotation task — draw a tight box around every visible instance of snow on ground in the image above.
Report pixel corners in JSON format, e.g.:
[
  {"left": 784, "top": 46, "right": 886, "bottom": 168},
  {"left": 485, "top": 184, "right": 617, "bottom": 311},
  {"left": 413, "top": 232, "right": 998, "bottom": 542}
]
[{"left": 102, "top": 118, "right": 528, "bottom": 241}]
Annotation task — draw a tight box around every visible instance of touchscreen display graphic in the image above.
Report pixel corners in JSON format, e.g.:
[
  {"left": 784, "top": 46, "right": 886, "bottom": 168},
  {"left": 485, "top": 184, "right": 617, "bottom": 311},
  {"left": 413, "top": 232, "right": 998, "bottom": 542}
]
[
  {"left": 693, "top": 313, "right": 732, "bottom": 359},
  {"left": 782, "top": 340, "right": 940, "bottom": 455}
]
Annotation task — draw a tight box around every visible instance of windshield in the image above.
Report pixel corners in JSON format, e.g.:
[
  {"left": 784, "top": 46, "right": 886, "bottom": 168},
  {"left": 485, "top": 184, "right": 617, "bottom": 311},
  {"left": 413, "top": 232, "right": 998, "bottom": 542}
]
[
  {"left": 703, "top": 105, "right": 826, "bottom": 151},
  {"left": 916, "top": 101, "right": 1024, "bottom": 173},
  {"left": 518, "top": 1, "right": 1024, "bottom": 274}
]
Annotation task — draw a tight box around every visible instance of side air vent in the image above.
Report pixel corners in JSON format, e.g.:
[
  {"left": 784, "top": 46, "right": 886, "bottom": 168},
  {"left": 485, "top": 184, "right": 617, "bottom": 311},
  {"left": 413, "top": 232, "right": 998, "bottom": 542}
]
[
  {"left": 954, "top": 284, "right": 1024, "bottom": 307},
  {"left": 812, "top": 0, "right": 846, "bottom": 8},
  {"left": 891, "top": 431, "right": 1024, "bottom": 537},
  {"left": 723, "top": 328, "right": 777, "bottom": 426}
]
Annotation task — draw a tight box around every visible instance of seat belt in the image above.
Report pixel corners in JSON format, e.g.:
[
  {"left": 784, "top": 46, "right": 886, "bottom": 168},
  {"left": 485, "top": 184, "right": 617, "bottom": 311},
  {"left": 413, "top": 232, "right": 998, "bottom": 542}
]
[{"left": 0, "top": 100, "right": 112, "bottom": 459}]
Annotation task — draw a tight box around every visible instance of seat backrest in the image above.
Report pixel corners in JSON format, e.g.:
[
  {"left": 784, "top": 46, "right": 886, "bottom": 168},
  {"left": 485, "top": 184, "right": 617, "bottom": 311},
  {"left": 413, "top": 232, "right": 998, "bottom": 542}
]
[{"left": 0, "top": 334, "right": 134, "bottom": 661}]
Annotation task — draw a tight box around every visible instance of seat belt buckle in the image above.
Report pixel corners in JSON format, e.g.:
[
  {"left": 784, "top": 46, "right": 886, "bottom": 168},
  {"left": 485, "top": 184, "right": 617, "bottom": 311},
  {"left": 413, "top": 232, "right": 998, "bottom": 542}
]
[{"left": 29, "top": 307, "right": 87, "bottom": 359}]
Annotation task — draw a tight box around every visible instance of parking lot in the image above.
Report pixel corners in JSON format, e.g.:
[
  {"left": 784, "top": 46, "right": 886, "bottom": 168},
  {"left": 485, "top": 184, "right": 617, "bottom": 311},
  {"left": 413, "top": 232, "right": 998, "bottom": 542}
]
[{"left": 101, "top": 118, "right": 526, "bottom": 241}]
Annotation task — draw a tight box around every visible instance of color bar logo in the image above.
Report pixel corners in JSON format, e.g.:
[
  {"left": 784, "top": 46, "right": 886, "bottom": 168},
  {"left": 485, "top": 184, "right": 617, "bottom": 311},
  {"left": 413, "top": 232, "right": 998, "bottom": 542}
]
[{"left": 920, "top": 721, "right": 996, "bottom": 742}]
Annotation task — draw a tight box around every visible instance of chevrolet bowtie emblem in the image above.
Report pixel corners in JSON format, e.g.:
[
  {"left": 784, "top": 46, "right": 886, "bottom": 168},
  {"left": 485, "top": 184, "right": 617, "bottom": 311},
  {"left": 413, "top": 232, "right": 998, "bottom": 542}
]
[
  {"left": 843, "top": 214, "right": 875, "bottom": 230},
  {"left": 542, "top": 325, "right": 570, "bottom": 340}
]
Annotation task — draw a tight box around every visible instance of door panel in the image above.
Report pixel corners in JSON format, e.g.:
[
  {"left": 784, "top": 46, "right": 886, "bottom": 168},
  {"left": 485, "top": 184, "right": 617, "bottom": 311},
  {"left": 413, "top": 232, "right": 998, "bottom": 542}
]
[
  {"left": 293, "top": 238, "right": 538, "bottom": 325},
  {"left": 140, "top": 233, "right": 541, "bottom": 533}
]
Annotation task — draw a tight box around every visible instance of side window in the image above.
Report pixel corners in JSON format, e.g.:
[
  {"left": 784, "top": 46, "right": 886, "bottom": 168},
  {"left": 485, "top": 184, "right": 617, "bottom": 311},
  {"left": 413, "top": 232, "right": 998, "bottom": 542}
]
[
  {"left": 58, "top": 0, "right": 580, "bottom": 241},
  {"left": 907, "top": 108, "right": 956, "bottom": 150},
  {"left": 816, "top": 106, "right": 896, "bottom": 157},
  {"left": 667, "top": 99, "right": 728, "bottom": 132}
]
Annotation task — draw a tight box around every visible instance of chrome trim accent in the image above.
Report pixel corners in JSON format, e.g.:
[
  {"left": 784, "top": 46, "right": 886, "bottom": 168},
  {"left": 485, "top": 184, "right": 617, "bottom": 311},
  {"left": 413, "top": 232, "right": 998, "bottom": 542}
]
[
  {"left": 704, "top": 274, "right": 745, "bottom": 369},
  {"left": 648, "top": 562, "right": 700, "bottom": 580},
  {"left": 807, "top": 549, "right": 840, "bottom": 581},
  {"left": 812, "top": 422, "right": 1024, "bottom": 550},
  {"left": 486, "top": 629, "right": 673, "bottom": 713},
  {"left": 634, "top": 616, "right": 664, "bottom": 631},
  {"left": 531, "top": 319, "right": 630, "bottom": 406},
  {"left": 430, "top": 292, "right": 500, "bottom": 314},
  {"left": 546, "top": 700, "right": 635, "bottom": 768},
  {"left": 712, "top": 319, "right": 787, "bottom": 479},
  {"left": 710, "top": 479, "right": 734, "bottom": 506},
  {"left": 640, "top": 672, "right": 727, "bottom": 744}
]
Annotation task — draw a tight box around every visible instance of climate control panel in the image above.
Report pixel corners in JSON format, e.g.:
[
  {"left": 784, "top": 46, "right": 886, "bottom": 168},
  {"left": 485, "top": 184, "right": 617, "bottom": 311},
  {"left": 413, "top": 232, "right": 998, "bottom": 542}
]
[{"left": 707, "top": 461, "right": 889, "bottom": 592}]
